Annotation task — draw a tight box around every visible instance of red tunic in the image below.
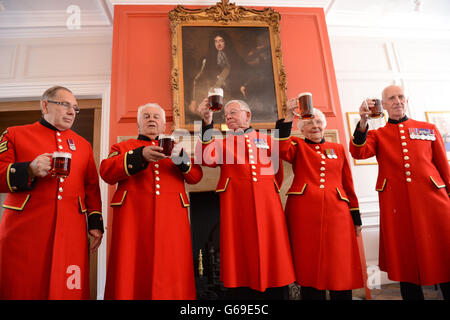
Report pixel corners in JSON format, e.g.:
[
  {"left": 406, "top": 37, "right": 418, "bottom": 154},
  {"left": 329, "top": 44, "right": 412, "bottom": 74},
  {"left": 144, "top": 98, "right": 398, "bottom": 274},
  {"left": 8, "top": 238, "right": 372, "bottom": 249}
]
[
  {"left": 197, "top": 128, "right": 295, "bottom": 291},
  {"left": 0, "top": 121, "right": 102, "bottom": 299},
  {"left": 279, "top": 135, "right": 363, "bottom": 291},
  {"left": 100, "top": 137, "right": 202, "bottom": 299},
  {"left": 350, "top": 118, "right": 450, "bottom": 285}
]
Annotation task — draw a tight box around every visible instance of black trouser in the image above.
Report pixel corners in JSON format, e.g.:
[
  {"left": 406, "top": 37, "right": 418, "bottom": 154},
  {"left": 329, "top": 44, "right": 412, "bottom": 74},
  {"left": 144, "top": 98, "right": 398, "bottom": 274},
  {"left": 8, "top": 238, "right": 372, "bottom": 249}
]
[
  {"left": 227, "top": 286, "right": 289, "bottom": 300},
  {"left": 400, "top": 282, "right": 450, "bottom": 300},
  {"left": 300, "top": 286, "right": 352, "bottom": 300}
]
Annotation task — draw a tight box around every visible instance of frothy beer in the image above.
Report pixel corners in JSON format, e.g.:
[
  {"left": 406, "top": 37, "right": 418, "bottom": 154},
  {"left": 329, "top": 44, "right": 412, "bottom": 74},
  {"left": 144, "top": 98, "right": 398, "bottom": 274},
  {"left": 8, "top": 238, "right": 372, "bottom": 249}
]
[
  {"left": 298, "top": 92, "right": 314, "bottom": 119},
  {"left": 369, "top": 99, "right": 383, "bottom": 119},
  {"left": 208, "top": 88, "right": 224, "bottom": 112},
  {"left": 50, "top": 152, "right": 72, "bottom": 178}
]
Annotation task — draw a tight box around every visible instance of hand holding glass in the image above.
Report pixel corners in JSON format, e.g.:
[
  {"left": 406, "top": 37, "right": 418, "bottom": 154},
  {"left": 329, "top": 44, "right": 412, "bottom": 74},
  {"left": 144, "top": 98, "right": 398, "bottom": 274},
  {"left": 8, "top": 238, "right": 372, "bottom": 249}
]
[
  {"left": 158, "top": 135, "right": 175, "bottom": 156},
  {"left": 364, "top": 98, "right": 384, "bottom": 119},
  {"left": 207, "top": 88, "right": 224, "bottom": 112},
  {"left": 50, "top": 152, "right": 72, "bottom": 178},
  {"left": 292, "top": 92, "right": 315, "bottom": 119}
]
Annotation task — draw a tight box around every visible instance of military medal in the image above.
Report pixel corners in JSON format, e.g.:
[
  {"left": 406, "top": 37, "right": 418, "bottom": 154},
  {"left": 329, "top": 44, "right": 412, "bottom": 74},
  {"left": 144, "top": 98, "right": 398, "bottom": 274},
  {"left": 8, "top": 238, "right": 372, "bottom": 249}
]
[
  {"left": 430, "top": 129, "right": 436, "bottom": 141},
  {"left": 419, "top": 128, "right": 426, "bottom": 140},
  {"left": 429, "top": 130, "right": 433, "bottom": 140},
  {"left": 424, "top": 129, "right": 430, "bottom": 140},
  {"left": 254, "top": 138, "right": 269, "bottom": 149},
  {"left": 331, "top": 149, "right": 338, "bottom": 159},
  {"left": 325, "top": 149, "right": 332, "bottom": 159},
  {"left": 420, "top": 129, "right": 426, "bottom": 140},
  {"left": 67, "top": 138, "right": 76, "bottom": 151}
]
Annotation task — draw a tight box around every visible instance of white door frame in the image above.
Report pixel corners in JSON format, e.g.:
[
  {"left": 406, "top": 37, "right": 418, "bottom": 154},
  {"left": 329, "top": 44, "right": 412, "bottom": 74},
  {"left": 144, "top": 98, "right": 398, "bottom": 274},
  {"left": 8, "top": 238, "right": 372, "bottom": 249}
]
[{"left": 0, "top": 81, "right": 110, "bottom": 300}]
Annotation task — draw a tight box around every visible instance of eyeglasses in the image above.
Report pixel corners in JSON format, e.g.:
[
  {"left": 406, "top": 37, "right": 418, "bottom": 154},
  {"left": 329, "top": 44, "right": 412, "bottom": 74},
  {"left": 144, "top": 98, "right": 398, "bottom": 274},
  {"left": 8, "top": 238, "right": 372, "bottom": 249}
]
[
  {"left": 46, "top": 100, "right": 80, "bottom": 114},
  {"left": 223, "top": 109, "right": 244, "bottom": 120}
]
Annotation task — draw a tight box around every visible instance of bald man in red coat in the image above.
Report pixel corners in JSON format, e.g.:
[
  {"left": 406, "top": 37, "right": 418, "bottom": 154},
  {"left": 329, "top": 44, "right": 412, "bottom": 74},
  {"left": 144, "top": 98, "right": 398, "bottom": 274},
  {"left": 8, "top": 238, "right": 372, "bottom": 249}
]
[{"left": 350, "top": 85, "right": 450, "bottom": 300}]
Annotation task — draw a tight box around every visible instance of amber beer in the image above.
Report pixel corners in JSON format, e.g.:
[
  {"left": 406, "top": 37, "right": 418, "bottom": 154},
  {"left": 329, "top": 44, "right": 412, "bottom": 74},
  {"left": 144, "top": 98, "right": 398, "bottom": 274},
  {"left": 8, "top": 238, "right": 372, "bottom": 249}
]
[
  {"left": 158, "top": 136, "right": 175, "bottom": 156},
  {"left": 208, "top": 88, "right": 224, "bottom": 112},
  {"left": 50, "top": 152, "right": 72, "bottom": 178},
  {"left": 369, "top": 99, "right": 383, "bottom": 119},
  {"left": 298, "top": 92, "right": 314, "bottom": 119}
]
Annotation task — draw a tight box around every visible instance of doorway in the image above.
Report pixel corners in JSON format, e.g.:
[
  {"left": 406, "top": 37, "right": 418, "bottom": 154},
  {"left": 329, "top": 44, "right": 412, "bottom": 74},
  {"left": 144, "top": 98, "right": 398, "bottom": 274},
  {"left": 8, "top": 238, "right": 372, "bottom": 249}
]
[{"left": 0, "top": 98, "right": 102, "bottom": 299}]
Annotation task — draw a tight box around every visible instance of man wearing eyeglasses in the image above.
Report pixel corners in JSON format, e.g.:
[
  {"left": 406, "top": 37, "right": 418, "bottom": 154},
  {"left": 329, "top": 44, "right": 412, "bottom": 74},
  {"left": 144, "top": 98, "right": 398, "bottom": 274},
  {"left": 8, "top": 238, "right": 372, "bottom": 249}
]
[
  {"left": 196, "top": 99, "right": 295, "bottom": 299},
  {"left": 0, "top": 85, "right": 104, "bottom": 299},
  {"left": 350, "top": 85, "right": 450, "bottom": 300}
]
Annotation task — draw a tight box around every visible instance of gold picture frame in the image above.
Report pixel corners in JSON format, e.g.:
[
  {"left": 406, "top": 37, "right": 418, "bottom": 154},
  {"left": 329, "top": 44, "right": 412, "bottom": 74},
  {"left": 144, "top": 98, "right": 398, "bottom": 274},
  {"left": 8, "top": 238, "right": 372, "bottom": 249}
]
[
  {"left": 346, "top": 111, "right": 387, "bottom": 165},
  {"left": 169, "top": 0, "right": 287, "bottom": 131},
  {"left": 425, "top": 111, "right": 450, "bottom": 161}
]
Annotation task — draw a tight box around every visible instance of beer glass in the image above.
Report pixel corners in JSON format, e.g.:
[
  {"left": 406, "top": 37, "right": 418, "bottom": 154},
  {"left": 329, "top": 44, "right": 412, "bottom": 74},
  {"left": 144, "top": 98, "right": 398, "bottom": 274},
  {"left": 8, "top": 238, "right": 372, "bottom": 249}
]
[
  {"left": 158, "top": 135, "right": 175, "bottom": 156},
  {"left": 293, "top": 92, "right": 314, "bottom": 119},
  {"left": 207, "top": 87, "right": 224, "bottom": 112},
  {"left": 50, "top": 152, "right": 72, "bottom": 178},
  {"left": 365, "top": 98, "right": 384, "bottom": 119}
]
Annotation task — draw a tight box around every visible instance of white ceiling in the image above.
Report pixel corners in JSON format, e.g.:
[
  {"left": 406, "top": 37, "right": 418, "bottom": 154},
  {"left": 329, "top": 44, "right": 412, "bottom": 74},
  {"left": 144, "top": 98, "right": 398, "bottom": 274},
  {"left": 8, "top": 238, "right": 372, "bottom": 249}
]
[{"left": 0, "top": 0, "right": 449, "bottom": 38}]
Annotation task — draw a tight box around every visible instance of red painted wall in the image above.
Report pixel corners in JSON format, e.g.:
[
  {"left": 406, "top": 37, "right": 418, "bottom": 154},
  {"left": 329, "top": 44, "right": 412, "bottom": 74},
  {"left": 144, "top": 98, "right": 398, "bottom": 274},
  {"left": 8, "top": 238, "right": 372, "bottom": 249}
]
[
  {"left": 110, "top": 5, "right": 345, "bottom": 139},
  {"left": 108, "top": 4, "right": 347, "bottom": 247}
]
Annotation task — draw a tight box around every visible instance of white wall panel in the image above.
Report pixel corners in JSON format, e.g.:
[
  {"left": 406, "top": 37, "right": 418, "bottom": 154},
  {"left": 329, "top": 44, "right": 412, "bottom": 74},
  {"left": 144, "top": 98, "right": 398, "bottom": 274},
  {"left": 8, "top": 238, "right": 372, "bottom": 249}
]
[
  {"left": 405, "top": 79, "right": 450, "bottom": 121},
  {"left": 332, "top": 40, "right": 393, "bottom": 74},
  {"left": 23, "top": 42, "right": 111, "bottom": 79},
  {"left": 395, "top": 40, "right": 450, "bottom": 74},
  {"left": 0, "top": 44, "right": 18, "bottom": 79}
]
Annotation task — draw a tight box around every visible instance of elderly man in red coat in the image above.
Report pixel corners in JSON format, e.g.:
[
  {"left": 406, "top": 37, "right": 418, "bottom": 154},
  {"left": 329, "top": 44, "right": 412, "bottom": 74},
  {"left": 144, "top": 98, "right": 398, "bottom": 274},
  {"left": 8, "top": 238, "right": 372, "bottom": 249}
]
[
  {"left": 0, "top": 86, "right": 104, "bottom": 299},
  {"left": 101, "top": 103, "right": 203, "bottom": 300},
  {"left": 350, "top": 85, "right": 450, "bottom": 300},
  {"left": 197, "top": 98, "right": 295, "bottom": 299}
]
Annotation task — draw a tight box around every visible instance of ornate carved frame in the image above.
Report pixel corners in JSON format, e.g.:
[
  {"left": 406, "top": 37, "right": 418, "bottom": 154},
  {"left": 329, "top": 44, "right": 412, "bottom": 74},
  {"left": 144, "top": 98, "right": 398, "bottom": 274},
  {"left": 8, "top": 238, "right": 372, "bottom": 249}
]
[{"left": 169, "top": 0, "right": 287, "bottom": 131}]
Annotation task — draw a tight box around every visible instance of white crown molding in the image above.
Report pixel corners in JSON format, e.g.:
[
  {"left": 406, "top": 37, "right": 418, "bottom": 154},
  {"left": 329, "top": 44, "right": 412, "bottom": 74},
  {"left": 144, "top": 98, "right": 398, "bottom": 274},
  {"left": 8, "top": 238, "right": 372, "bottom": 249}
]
[
  {"left": 0, "top": 80, "right": 111, "bottom": 100},
  {"left": 328, "top": 24, "right": 450, "bottom": 40},
  {"left": 108, "top": 0, "right": 330, "bottom": 8},
  {"left": 100, "top": 0, "right": 114, "bottom": 24},
  {"left": 0, "top": 26, "right": 113, "bottom": 39},
  {"left": 0, "top": 10, "right": 112, "bottom": 29},
  {"left": 328, "top": 10, "right": 450, "bottom": 27}
]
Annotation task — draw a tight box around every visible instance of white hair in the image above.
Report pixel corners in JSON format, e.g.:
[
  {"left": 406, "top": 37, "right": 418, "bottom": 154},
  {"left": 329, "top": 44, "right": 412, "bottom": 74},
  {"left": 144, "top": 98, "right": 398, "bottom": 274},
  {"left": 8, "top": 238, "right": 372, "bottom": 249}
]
[
  {"left": 137, "top": 103, "right": 166, "bottom": 123},
  {"left": 224, "top": 100, "right": 251, "bottom": 113},
  {"left": 297, "top": 108, "right": 327, "bottom": 131}
]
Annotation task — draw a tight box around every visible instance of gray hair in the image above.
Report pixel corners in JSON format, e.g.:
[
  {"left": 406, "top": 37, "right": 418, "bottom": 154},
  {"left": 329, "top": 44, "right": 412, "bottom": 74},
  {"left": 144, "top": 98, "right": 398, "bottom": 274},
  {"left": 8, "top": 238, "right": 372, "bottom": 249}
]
[
  {"left": 40, "top": 85, "right": 72, "bottom": 114},
  {"left": 297, "top": 108, "right": 327, "bottom": 131},
  {"left": 137, "top": 103, "right": 166, "bottom": 123},
  {"left": 224, "top": 100, "right": 251, "bottom": 113}
]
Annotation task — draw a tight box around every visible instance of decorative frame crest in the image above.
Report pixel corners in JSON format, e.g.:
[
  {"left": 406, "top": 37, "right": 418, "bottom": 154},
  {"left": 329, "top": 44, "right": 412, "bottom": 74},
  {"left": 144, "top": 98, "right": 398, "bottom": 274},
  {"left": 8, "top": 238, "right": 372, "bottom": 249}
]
[{"left": 169, "top": 0, "right": 287, "bottom": 131}]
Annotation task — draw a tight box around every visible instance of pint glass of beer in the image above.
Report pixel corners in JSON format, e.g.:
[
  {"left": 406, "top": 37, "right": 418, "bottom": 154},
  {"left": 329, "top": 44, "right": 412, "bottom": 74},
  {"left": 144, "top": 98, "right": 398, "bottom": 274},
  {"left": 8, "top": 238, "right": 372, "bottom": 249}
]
[
  {"left": 158, "top": 135, "right": 175, "bottom": 156},
  {"left": 368, "top": 99, "right": 383, "bottom": 119},
  {"left": 295, "top": 92, "right": 314, "bottom": 119},
  {"left": 208, "top": 88, "right": 224, "bottom": 112},
  {"left": 50, "top": 152, "right": 72, "bottom": 178}
]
